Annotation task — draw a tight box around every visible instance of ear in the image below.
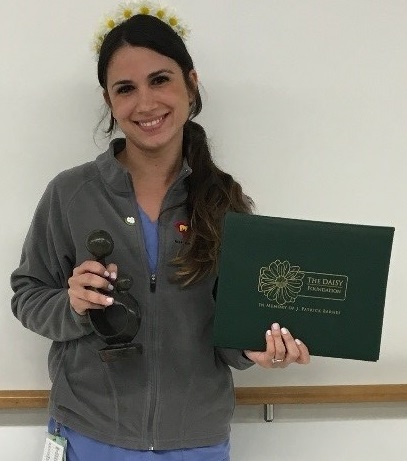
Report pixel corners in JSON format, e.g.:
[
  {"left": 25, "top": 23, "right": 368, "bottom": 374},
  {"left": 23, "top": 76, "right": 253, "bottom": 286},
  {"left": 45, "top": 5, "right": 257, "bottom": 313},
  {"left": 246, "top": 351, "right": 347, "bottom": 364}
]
[
  {"left": 187, "top": 69, "right": 199, "bottom": 103},
  {"left": 103, "top": 90, "right": 112, "bottom": 109}
]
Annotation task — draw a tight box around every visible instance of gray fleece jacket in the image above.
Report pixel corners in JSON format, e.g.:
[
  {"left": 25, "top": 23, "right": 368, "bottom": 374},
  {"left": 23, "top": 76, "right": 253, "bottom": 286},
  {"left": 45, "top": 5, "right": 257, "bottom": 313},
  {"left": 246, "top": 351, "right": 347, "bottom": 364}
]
[{"left": 10, "top": 138, "right": 253, "bottom": 450}]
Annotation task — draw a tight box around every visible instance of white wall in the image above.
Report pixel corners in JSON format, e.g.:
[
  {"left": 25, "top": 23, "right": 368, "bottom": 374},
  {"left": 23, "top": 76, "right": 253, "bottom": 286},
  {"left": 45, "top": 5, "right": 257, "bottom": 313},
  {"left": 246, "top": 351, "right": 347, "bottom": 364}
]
[{"left": 1, "top": 0, "right": 407, "bottom": 459}]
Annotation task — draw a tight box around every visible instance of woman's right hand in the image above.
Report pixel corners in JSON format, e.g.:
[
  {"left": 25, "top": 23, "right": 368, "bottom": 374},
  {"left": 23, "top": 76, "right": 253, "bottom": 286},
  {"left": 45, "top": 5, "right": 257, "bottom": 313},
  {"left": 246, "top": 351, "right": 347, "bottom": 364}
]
[{"left": 68, "top": 260, "right": 118, "bottom": 315}]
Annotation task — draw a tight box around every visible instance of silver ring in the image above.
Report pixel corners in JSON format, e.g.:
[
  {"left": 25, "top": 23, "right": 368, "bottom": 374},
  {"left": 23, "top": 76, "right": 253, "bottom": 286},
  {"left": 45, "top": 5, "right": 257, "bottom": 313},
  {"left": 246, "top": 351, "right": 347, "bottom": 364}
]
[{"left": 271, "top": 358, "right": 284, "bottom": 363}]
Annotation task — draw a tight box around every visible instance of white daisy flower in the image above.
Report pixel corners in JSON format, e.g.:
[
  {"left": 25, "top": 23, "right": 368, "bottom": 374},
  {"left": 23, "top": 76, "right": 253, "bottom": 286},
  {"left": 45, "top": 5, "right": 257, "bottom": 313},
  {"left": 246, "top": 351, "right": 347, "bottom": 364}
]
[
  {"left": 136, "top": 1, "right": 155, "bottom": 16},
  {"left": 116, "top": 2, "right": 137, "bottom": 22},
  {"left": 91, "top": 1, "right": 191, "bottom": 56}
]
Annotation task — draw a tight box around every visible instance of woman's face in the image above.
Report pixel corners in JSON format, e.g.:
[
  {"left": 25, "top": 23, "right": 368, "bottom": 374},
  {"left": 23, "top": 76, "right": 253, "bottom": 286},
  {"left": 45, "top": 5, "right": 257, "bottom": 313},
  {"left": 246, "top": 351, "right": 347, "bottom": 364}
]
[{"left": 104, "top": 45, "right": 197, "bottom": 155}]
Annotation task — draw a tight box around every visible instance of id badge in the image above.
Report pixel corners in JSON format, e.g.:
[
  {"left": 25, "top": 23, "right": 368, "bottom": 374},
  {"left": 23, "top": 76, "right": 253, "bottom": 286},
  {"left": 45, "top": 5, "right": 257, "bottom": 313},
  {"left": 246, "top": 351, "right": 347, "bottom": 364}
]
[{"left": 42, "top": 432, "right": 67, "bottom": 461}]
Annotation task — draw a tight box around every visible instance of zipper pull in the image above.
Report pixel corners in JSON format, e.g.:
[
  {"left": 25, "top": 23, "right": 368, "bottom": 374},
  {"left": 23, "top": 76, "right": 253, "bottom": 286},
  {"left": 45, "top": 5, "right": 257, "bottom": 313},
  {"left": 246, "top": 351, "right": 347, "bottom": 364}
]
[{"left": 150, "top": 273, "right": 156, "bottom": 292}]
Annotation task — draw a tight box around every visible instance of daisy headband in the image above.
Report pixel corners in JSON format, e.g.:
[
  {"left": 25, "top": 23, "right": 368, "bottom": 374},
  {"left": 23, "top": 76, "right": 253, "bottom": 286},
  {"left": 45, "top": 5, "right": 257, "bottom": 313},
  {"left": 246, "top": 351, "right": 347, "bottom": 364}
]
[{"left": 93, "top": 1, "right": 190, "bottom": 55}]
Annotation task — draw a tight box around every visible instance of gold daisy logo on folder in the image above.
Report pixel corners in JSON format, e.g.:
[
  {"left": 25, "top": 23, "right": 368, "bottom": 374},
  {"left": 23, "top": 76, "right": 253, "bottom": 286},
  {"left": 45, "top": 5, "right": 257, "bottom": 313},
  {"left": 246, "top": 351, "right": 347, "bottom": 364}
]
[
  {"left": 258, "top": 260, "right": 348, "bottom": 304},
  {"left": 258, "top": 260, "right": 305, "bottom": 305}
]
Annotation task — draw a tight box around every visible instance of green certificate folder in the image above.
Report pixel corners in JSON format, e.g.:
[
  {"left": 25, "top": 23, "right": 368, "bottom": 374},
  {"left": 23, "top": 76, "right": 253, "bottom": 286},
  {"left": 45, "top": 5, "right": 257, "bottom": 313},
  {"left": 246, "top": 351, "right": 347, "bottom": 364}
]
[{"left": 213, "top": 212, "right": 394, "bottom": 361}]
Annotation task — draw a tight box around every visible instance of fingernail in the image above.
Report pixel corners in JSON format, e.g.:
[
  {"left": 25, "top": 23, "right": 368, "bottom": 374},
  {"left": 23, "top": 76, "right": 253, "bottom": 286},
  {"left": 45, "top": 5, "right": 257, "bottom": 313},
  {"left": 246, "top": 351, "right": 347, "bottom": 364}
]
[
  {"left": 281, "top": 327, "right": 288, "bottom": 335},
  {"left": 104, "top": 271, "right": 110, "bottom": 278},
  {"left": 295, "top": 339, "right": 302, "bottom": 345},
  {"left": 110, "top": 272, "right": 117, "bottom": 280},
  {"left": 105, "top": 297, "right": 114, "bottom": 305},
  {"left": 266, "top": 330, "right": 272, "bottom": 336},
  {"left": 107, "top": 284, "right": 114, "bottom": 291},
  {"left": 272, "top": 323, "right": 280, "bottom": 330}
]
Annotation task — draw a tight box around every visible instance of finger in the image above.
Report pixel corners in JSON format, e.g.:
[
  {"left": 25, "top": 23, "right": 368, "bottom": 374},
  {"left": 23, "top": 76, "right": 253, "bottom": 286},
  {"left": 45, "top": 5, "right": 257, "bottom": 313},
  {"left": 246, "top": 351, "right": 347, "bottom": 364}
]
[
  {"left": 72, "top": 260, "right": 110, "bottom": 278},
  {"left": 69, "top": 284, "right": 115, "bottom": 306},
  {"left": 270, "top": 323, "right": 286, "bottom": 360},
  {"left": 69, "top": 271, "right": 114, "bottom": 293},
  {"left": 263, "top": 326, "right": 285, "bottom": 368},
  {"left": 280, "top": 327, "right": 300, "bottom": 364},
  {"left": 244, "top": 329, "right": 279, "bottom": 368},
  {"left": 243, "top": 349, "right": 264, "bottom": 365},
  {"left": 264, "top": 329, "right": 276, "bottom": 356},
  {"left": 105, "top": 263, "right": 118, "bottom": 281},
  {"left": 70, "top": 298, "right": 111, "bottom": 315},
  {"left": 250, "top": 329, "right": 278, "bottom": 368},
  {"left": 69, "top": 287, "right": 114, "bottom": 313},
  {"left": 77, "top": 287, "right": 115, "bottom": 307},
  {"left": 294, "top": 339, "right": 311, "bottom": 364}
]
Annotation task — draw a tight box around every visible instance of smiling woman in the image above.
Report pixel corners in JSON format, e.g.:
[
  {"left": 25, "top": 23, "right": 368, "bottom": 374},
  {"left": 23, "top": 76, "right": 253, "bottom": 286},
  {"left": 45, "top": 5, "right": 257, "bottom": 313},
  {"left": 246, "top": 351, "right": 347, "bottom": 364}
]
[
  {"left": 104, "top": 46, "right": 196, "bottom": 169},
  {"left": 9, "top": 2, "right": 310, "bottom": 461}
]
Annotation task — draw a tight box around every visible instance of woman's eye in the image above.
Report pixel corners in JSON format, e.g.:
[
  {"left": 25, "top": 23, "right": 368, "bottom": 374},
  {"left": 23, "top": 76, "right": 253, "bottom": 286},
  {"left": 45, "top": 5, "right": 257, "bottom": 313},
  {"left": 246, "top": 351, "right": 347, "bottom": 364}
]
[
  {"left": 151, "top": 75, "right": 169, "bottom": 85},
  {"left": 117, "top": 85, "right": 134, "bottom": 94}
]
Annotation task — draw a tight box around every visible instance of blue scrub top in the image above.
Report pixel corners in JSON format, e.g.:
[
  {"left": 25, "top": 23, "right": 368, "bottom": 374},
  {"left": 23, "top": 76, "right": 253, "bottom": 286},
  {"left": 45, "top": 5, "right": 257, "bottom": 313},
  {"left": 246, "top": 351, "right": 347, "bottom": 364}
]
[{"left": 48, "top": 419, "right": 230, "bottom": 461}]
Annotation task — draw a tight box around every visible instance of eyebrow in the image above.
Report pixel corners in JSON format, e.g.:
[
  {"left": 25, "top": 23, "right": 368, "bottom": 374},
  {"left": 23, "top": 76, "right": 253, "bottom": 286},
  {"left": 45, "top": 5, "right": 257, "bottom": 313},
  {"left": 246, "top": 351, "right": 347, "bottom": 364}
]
[{"left": 111, "top": 69, "right": 175, "bottom": 89}]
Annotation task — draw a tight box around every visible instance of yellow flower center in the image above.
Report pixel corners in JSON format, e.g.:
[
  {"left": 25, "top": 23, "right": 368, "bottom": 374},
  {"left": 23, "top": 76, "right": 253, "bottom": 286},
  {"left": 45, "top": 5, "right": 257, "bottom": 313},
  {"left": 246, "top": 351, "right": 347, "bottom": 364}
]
[
  {"left": 106, "top": 18, "right": 115, "bottom": 29},
  {"left": 156, "top": 9, "right": 165, "bottom": 19},
  {"left": 169, "top": 16, "right": 178, "bottom": 26},
  {"left": 123, "top": 8, "right": 133, "bottom": 19},
  {"left": 140, "top": 7, "right": 150, "bottom": 15}
]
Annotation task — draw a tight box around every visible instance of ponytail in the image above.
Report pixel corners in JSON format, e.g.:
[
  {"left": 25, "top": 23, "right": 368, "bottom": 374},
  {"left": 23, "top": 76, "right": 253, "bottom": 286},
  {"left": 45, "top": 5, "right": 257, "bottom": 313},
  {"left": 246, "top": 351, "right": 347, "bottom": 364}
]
[{"left": 173, "top": 120, "right": 253, "bottom": 286}]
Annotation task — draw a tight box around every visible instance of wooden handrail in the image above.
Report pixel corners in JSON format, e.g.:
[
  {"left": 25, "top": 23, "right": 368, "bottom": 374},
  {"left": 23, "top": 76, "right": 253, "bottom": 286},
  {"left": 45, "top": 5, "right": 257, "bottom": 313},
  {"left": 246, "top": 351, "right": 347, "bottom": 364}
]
[
  {"left": 1, "top": 385, "right": 407, "bottom": 409},
  {"left": 0, "top": 390, "right": 49, "bottom": 409},
  {"left": 235, "top": 384, "right": 407, "bottom": 404}
]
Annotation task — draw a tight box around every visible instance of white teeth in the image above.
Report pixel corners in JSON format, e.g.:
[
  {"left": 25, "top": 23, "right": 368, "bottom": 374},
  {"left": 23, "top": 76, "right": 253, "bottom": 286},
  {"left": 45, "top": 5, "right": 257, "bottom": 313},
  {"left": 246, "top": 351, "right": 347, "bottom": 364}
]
[{"left": 139, "top": 115, "right": 164, "bottom": 127}]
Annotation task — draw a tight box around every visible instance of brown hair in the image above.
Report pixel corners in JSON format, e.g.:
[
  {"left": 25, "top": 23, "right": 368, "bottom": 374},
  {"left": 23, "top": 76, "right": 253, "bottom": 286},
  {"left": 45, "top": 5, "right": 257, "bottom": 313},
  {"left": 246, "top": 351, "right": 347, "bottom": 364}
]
[
  {"left": 173, "top": 120, "right": 252, "bottom": 286},
  {"left": 97, "top": 14, "right": 252, "bottom": 285}
]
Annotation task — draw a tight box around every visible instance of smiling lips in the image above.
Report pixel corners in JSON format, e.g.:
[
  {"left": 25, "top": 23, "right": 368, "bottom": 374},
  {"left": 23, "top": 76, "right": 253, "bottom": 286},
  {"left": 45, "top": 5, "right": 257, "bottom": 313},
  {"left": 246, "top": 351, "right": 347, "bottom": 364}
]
[{"left": 136, "top": 113, "right": 168, "bottom": 131}]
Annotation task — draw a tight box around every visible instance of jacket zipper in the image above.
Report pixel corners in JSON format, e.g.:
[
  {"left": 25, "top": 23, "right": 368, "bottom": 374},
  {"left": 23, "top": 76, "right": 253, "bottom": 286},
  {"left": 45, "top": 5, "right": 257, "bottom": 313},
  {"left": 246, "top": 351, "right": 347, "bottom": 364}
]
[
  {"left": 150, "top": 273, "right": 156, "bottom": 292},
  {"left": 142, "top": 165, "right": 192, "bottom": 451},
  {"left": 147, "top": 271, "right": 157, "bottom": 451}
]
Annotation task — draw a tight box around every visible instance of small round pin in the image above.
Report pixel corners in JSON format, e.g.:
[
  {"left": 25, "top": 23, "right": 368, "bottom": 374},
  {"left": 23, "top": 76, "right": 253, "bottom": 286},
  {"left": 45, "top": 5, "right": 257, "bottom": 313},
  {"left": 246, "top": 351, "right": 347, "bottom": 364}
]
[{"left": 125, "top": 216, "right": 136, "bottom": 225}]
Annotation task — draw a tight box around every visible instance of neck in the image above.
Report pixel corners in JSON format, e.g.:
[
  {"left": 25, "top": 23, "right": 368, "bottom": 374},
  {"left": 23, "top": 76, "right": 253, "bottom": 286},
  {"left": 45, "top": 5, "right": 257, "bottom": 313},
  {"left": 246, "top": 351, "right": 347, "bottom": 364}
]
[{"left": 118, "top": 140, "right": 183, "bottom": 186}]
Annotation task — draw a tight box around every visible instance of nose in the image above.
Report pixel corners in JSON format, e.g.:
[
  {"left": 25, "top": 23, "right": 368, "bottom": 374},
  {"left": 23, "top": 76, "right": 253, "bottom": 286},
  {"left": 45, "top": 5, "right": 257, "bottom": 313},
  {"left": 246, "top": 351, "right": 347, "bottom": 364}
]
[{"left": 136, "top": 86, "right": 158, "bottom": 113}]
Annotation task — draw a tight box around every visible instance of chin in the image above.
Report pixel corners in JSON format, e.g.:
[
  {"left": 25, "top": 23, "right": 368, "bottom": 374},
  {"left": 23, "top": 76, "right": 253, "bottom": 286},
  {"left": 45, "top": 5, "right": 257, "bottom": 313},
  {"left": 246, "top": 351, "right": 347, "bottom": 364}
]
[{"left": 131, "top": 128, "right": 183, "bottom": 153}]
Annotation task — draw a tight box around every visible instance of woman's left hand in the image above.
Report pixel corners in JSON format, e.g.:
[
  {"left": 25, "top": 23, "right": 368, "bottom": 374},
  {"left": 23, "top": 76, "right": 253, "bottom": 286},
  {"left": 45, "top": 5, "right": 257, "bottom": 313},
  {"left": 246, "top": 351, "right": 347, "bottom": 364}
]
[{"left": 244, "top": 323, "right": 310, "bottom": 368}]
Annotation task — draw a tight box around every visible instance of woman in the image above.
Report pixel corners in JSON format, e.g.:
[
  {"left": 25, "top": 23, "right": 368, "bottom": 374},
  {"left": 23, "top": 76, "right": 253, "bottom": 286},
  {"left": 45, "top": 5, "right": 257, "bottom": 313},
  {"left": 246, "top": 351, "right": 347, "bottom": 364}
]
[{"left": 11, "top": 3, "right": 309, "bottom": 460}]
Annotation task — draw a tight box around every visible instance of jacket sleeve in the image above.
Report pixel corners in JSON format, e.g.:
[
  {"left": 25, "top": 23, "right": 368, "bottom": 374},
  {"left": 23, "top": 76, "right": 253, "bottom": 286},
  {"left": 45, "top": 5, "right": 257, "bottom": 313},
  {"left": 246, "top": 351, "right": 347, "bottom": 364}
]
[
  {"left": 215, "top": 347, "right": 254, "bottom": 370},
  {"left": 212, "top": 277, "right": 255, "bottom": 370},
  {"left": 10, "top": 179, "right": 93, "bottom": 342}
]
